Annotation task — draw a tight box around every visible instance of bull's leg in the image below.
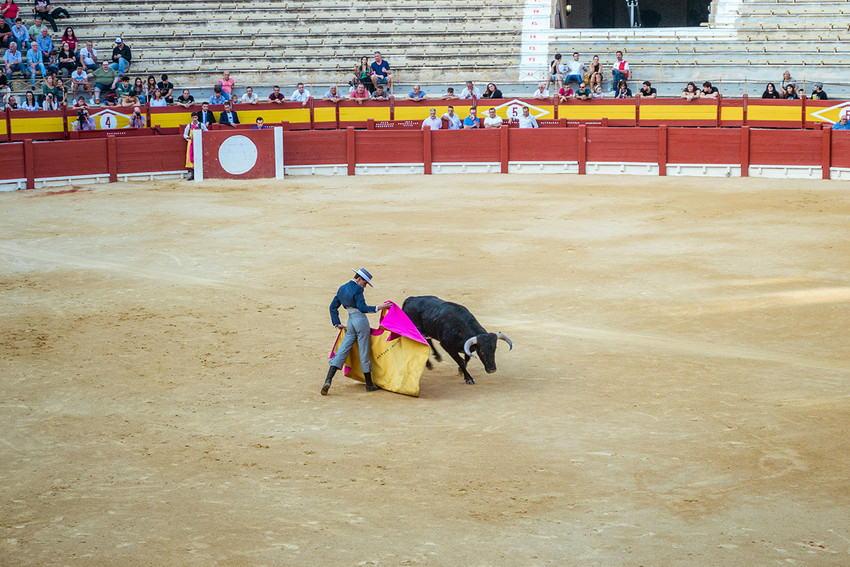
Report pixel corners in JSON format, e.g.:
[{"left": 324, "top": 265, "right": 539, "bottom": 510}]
[
  {"left": 427, "top": 339, "right": 442, "bottom": 362},
  {"left": 445, "top": 349, "right": 475, "bottom": 384}
]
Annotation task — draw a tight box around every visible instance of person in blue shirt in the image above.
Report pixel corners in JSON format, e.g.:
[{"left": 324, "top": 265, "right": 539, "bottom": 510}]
[
  {"left": 323, "top": 268, "right": 392, "bottom": 395},
  {"left": 208, "top": 84, "right": 229, "bottom": 105},
  {"left": 463, "top": 107, "right": 480, "bottom": 129},
  {"left": 369, "top": 51, "right": 392, "bottom": 90},
  {"left": 251, "top": 117, "right": 267, "bottom": 129},
  {"left": 832, "top": 115, "right": 850, "bottom": 131}
]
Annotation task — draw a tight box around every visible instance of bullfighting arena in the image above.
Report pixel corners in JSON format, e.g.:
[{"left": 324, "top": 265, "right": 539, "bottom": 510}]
[{"left": 2, "top": 173, "right": 850, "bottom": 566}]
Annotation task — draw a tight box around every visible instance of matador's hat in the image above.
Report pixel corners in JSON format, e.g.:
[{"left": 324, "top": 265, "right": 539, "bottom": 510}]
[{"left": 352, "top": 268, "right": 373, "bottom": 286}]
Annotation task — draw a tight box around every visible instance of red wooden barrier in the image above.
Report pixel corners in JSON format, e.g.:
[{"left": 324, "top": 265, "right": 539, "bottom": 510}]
[
  {"left": 507, "top": 128, "right": 579, "bottom": 162},
  {"left": 667, "top": 128, "right": 740, "bottom": 164},
  {"left": 586, "top": 127, "right": 659, "bottom": 163},
  {"left": 115, "top": 136, "right": 186, "bottom": 174},
  {"left": 749, "top": 129, "right": 822, "bottom": 166},
  {"left": 283, "top": 130, "right": 347, "bottom": 166},
  {"left": 431, "top": 129, "right": 500, "bottom": 163},
  {"left": 33, "top": 139, "right": 109, "bottom": 178},
  {"left": 0, "top": 142, "right": 25, "bottom": 180},
  {"left": 354, "top": 130, "right": 423, "bottom": 164}
]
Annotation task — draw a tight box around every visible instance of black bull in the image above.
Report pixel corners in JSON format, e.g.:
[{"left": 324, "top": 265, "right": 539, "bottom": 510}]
[{"left": 402, "top": 295, "right": 513, "bottom": 384}]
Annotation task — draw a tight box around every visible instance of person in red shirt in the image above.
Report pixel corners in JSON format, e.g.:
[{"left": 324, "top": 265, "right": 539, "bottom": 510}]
[{"left": 268, "top": 84, "right": 285, "bottom": 103}]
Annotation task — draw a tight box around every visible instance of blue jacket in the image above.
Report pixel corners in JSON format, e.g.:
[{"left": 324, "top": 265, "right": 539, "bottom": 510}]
[{"left": 329, "top": 280, "right": 377, "bottom": 326}]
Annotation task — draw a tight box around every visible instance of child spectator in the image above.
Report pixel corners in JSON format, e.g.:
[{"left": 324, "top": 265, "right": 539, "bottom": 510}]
[
  {"left": 441, "top": 87, "right": 458, "bottom": 99},
  {"left": 591, "top": 84, "right": 604, "bottom": 99},
  {"left": 70, "top": 62, "right": 90, "bottom": 99},
  {"left": 615, "top": 80, "right": 632, "bottom": 98}
]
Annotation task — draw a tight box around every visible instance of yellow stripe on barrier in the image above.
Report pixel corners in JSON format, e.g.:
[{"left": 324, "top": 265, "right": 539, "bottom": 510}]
[
  {"left": 720, "top": 106, "right": 744, "bottom": 121},
  {"left": 642, "top": 104, "right": 717, "bottom": 120},
  {"left": 560, "top": 104, "right": 636, "bottom": 120},
  {"left": 747, "top": 105, "right": 800, "bottom": 122},
  {"left": 313, "top": 107, "right": 336, "bottom": 123},
  {"left": 9, "top": 115, "right": 65, "bottom": 134},
  {"left": 339, "top": 106, "right": 391, "bottom": 122},
  {"left": 393, "top": 105, "right": 449, "bottom": 120}
]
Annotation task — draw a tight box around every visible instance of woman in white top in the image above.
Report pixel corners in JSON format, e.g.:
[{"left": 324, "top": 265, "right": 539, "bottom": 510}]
[
  {"left": 42, "top": 92, "right": 59, "bottom": 110},
  {"left": 21, "top": 90, "right": 39, "bottom": 111},
  {"left": 148, "top": 88, "right": 167, "bottom": 107}
]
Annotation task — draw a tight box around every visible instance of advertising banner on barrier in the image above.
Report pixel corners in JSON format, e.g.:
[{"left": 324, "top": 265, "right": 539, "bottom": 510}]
[{"left": 194, "top": 127, "right": 284, "bottom": 181}]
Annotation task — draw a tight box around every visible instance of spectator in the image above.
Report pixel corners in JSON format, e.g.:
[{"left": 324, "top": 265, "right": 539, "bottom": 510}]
[
  {"left": 90, "top": 60, "right": 117, "bottom": 103},
  {"left": 20, "top": 88, "right": 36, "bottom": 109},
  {"left": 421, "top": 107, "right": 441, "bottom": 130},
  {"left": 144, "top": 74, "right": 156, "bottom": 101},
  {"left": 217, "top": 70, "right": 234, "bottom": 96},
  {"left": 459, "top": 80, "right": 480, "bottom": 99},
  {"left": 0, "top": 72, "right": 7, "bottom": 98},
  {"left": 558, "top": 84, "right": 573, "bottom": 102},
  {"left": 565, "top": 52, "right": 586, "bottom": 84},
  {"left": 370, "top": 84, "right": 389, "bottom": 100},
  {"left": 761, "top": 82, "right": 780, "bottom": 99},
  {"left": 109, "top": 37, "right": 131, "bottom": 74},
  {"left": 24, "top": 42, "right": 42, "bottom": 85},
  {"left": 591, "top": 84, "right": 604, "bottom": 99},
  {"left": 40, "top": 70, "right": 55, "bottom": 98},
  {"left": 128, "top": 105, "right": 144, "bottom": 128},
  {"left": 354, "top": 55, "right": 371, "bottom": 92},
  {"left": 780, "top": 70, "right": 796, "bottom": 93},
  {"left": 482, "top": 82, "right": 502, "bottom": 99},
  {"left": 55, "top": 39, "right": 74, "bottom": 77},
  {"left": 441, "top": 105, "right": 461, "bottom": 129},
  {"left": 34, "top": 25, "right": 49, "bottom": 61},
  {"left": 218, "top": 100, "right": 238, "bottom": 127},
  {"left": 832, "top": 114, "right": 850, "bottom": 130},
  {"left": 148, "top": 88, "right": 166, "bottom": 107},
  {"left": 268, "top": 85, "right": 284, "bottom": 103},
  {"left": 153, "top": 74, "right": 172, "bottom": 104},
  {"left": 349, "top": 82, "right": 369, "bottom": 104},
  {"left": 41, "top": 90, "right": 57, "bottom": 109},
  {"left": 4, "top": 92, "right": 16, "bottom": 109},
  {"left": 796, "top": 85, "right": 806, "bottom": 98},
  {"left": 209, "top": 84, "right": 228, "bottom": 105},
  {"left": 69, "top": 62, "right": 90, "bottom": 98},
  {"left": 322, "top": 84, "right": 341, "bottom": 102},
  {"left": 71, "top": 94, "right": 85, "bottom": 108},
  {"left": 407, "top": 84, "right": 427, "bottom": 101},
  {"left": 614, "top": 80, "right": 632, "bottom": 98},
  {"left": 369, "top": 51, "right": 392, "bottom": 90},
  {"left": 183, "top": 113, "right": 207, "bottom": 180},
  {"left": 701, "top": 81, "right": 718, "bottom": 99},
  {"left": 441, "top": 87, "right": 458, "bottom": 100},
  {"left": 131, "top": 76, "right": 145, "bottom": 103},
  {"left": 27, "top": 15, "right": 45, "bottom": 42},
  {"left": 588, "top": 54, "right": 603, "bottom": 90},
  {"left": 59, "top": 25, "right": 74, "bottom": 50},
  {"left": 0, "top": 14, "right": 12, "bottom": 46},
  {"left": 612, "top": 50, "right": 629, "bottom": 86},
  {"left": 2, "top": 1, "right": 18, "bottom": 30},
  {"left": 11, "top": 18, "right": 27, "bottom": 50},
  {"left": 78, "top": 40, "right": 97, "bottom": 70},
  {"left": 34, "top": 0, "right": 69, "bottom": 33},
  {"left": 532, "top": 82, "right": 549, "bottom": 99},
  {"left": 193, "top": 101, "right": 215, "bottom": 126},
  {"left": 175, "top": 88, "right": 194, "bottom": 107},
  {"left": 463, "top": 107, "right": 479, "bottom": 129},
  {"left": 574, "top": 81, "right": 592, "bottom": 100},
  {"left": 638, "top": 80, "right": 657, "bottom": 98},
  {"left": 546, "top": 53, "right": 564, "bottom": 91},
  {"left": 75, "top": 106, "right": 95, "bottom": 130},
  {"left": 115, "top": 75, "right": 132, "bottom": 106},
  {"left": 252, "top": 116, "right": 266, "bottom": 129},
  {"left": 483, "top": 107, "right": 502, "bottom": 129},
  {"left": 290, "top": 82, "right": 311, "bottom": 106},
  {"left": 810, "top": 82, "right": 828, "bottom": 100},
  {"left": 55, "top": 76, "right": 66, "bottom": 104},
  {"left": 783, "top": 84, "right": 798, "bottom": 99},
  {"left": 240, "top": 85, "right": 258, "bottom": 104},
  {"left": 681, "top": 81, "right": 699, "bottom": 101},
  {"left": 4, "top": 40, "right": 25, "bottom": 82},
  {"left": 517, "top": 106, "right": 538, "bottom": 128}
]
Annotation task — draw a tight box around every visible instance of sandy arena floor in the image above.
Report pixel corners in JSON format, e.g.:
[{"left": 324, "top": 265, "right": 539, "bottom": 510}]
[{"left": 1, "top": 174, "right": 849, "bottom": 566}]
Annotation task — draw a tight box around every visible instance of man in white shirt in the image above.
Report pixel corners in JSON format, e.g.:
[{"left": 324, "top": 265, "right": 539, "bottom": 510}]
[
  {"left": 532, "top": 83, "right": 550, "bottom": 99},
  {"left": 441, "top": 106, "right": 461, "bottom": 130},
  {"left": 483, "top": 107, "right": 503, "bottom": 129},
  {"left": 240, "top": 86, "right": 259, "bottom": 104},
  {"left": 290, "top": 82, "right": 311, "bottom": 106},
  {"left": 78, "top": 41, "right": 98, "bottom": 70},
  {"left": 565, "top": 52, "right": 586, "bottom": 84},
  {"left": 459, "top": 80, "right": 481, "bottom": 99},
  {"left": 421, "top": 108, "right": 441, "bottom": 130},
  {"left": 517, "top": 106, "right": 538, "bottom": 129}
]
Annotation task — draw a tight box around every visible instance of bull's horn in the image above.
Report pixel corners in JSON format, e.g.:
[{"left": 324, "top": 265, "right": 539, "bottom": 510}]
[
  {"left": 496, "top": 333, "right": 513, "bottom": 350},
  {"left": 463, "top": 336, "right": 479, "bottom": 359}
]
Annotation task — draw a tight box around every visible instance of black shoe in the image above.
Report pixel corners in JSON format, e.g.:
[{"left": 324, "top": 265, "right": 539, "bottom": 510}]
[
  {"left": 321, "top": 366, "right": 337, "bottom": 395},
  {"left": 364, "top": 372, "right": 378, "bottom": 392},
  {"left": 187, "top": 171, "right": 194, "bottom": 181}
]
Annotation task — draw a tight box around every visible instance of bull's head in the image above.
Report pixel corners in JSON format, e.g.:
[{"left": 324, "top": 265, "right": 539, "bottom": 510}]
[{"left": 463, "top": 333, "right": 513, "bottom": 373}]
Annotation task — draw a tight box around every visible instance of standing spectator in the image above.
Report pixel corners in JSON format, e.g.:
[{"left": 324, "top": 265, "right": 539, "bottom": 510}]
[
  {"left": 208, "top": 84, "right": 227, "bottom": 105},
  {"left": 55, "top": 39, "right": 73, "bottom": 77},
  {"left": 217, "top": 70, "right": 234, "bottom": 96},
  {"left": 531, "top": 82, "right": 549, "bottom": 99},
  {"left": 4, "top": 40, "right": 25, "bottom": 82},
  {"left": 370, "top": 84, "right": 389, "bottom": 101},
  {"left": 175, "top": 88, "right": 194, "bottom": 107},
  {"left": 354, "top": 55, "right": 372, "bottom": 93},
  {"left": 407, "top": 84, "right": 427, "bottom": 101},
  {"left": 290, "top": 82, "right": 310, "bottom": 106},
  {"left": 20, "top": 88, "right": 36, "bottom": 109},
  {"left": 78, "top": 40, "right": 97, "bottom": 70},
  {"left": 588, "top": 55, "right": 603, "bottom": 90},
  {"left": 218, "top": 100, "right": 238, "bottom": 127},
  {"left": 482, "top": 83, "right": 502, "bottom": 99},
  {"left": 421, "top": 107, "right": 441, "bottom": 130},
  {"left": 2, "top": 1, "right": 18, "bottom": 30},
  {"left": 268, "top": 84, "right": 284, "bottom": 103},
  {"left": 565, "top": 52, "right": 586, "bottom": 84},
  {"left": 546, "top": 53, "right": 564, "bottom": 91},
  {"left": 638, "top": 80, "right": 657, "bottom": 98},
  {"left": 463, "top": 107, "right": 479, "bottom": 129},
  {"left": 183, "top": 113, "right": 207, "bottom": 180},
  {"left": 349, "top": 82, "right": 369, "bottom": 103},
  {"left": 574, "top": 81, "right": 592, "bottom": 100},
  {"left": 148, "top": 88, "right": 166, "bottom": 107},
  {"left": 369, "top": 51, "right": 392, "bottom": 90},
  {"left": 761, "top": 83, "right": 780, "bottom": 99},
  {"left": 810, "top": 82, "right": 828, "bottom": 100},
  {"left": 11, "top": 17, "right": 27, "bottom": 49},
  {"left": 109, "top": 37, "right": 131, "bottom": 74},
  {"left": 611, "top": 50, "right": 629, "bottom": 86},
  {"left": 90, "top": 60, "right": 117, "bottom": 103},
  {"left": 240, "top": 85, "right": 258, "bottom": 104},
  {"left": 614, "top": 80, "right": 632, "bottom": 98},
  {"left": 701, "top": 81, "right": 719, "bottom": 99},
  {"left": 517, "top": 106, "right": 538, "bottom": 128},
  {"left": 59, "top": 25, "right": 74, "bottom": 50},
  {"left": 24, "top": 41, "right": 42, "bottom": 85},
  {"left": 483, "top": 107, "right": 503, "bottom": 129},
  {"left": 681, "top": 81, "right": 700, "bottom": 101},
  {"left": 128, "top": 105, "right": 145, "bottom": 128},
  {"left": 459, "top": 80, "right": 480, "bottom": 99},
  {"left": 322, "top": 84, "right": 341, "bottom": 102},
  {"left": 441, "top": 105, "right": 461, "bottom": 129},
  {"left": 69, "top": 62, "right": 91, "bottom": 99},
  {"left": 34, "top": 0, "right": 69, "bottom": 33},
  {"left": 27, "top": 14, "right": 45, "bottom": 42},
  {"left": 157, "top": 74, "right": 173, "bottom": 103},
  {"left": 193, "top": 101, "right": 215, "bottom": 126}
]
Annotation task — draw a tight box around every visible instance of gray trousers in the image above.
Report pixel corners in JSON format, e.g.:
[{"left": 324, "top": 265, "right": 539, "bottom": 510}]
[{"left": 330, "top": 309, "right": 372, "bottom": 373}]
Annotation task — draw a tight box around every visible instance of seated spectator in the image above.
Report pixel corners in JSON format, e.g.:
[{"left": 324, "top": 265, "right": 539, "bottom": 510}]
[
  {"left": 638, "top": 80, "right": 657, "bottom": 98},
  {"left": 268, "top": 85, "right": 284, "bottom": 103},
  {"left": 0, "top": 15, "right": 12, "bottom": 47},
  {"left": 463, "top": 107, "right": 479, "bottom": 129},
  {"left": 322, "top": 84, "right": 341, "bottom": 102},
  {"left": 55, "top": 76, "right": 67, "bottom": 104},
  {"left": 591, "top": 84, "right": 604, "bottom": 99},
  {"left": 482, "top": 83, "right": 502, "bottom": 99},
  {"left": 780, "top": 70, "right": 796, "bottom": 92},
  {"left": 157, "top": 74, "right": 173, "bottom": 103},
  {"left": 44, "top": 46, "right": 57, "bottom": 75},
  {"left": 41, "top": 90, "right": 57, "bottom": 109},
  {"left": 109, "top": 37, "right": 131, "bottom": 74},
  {"left": 681, "top": 82, "right": 700, "bottom": 101},
  {"left": 517, "top": 106, "right": 538, "bottom": 129},
  {"left": 115, "top": 75, "right": 135, "bottom": 106},
  {"left": 290, "top": 82, "right": 311, "bottom": 106},
  {"left": 565, "top": 52, "right": 586, "bottom": 84},
  {"left": 832, "top": 114, "right": 850, "bottom": 130},
  {"left": 612, "top": 50, "right": 629, "bottom": 85},
  {"left": 441, "top": 87, "right": 458, "bottom": 100},
  {"left": 209, "top": 84, "right": 228, "bottom": 105},
  {"left": 59, "top": 25, "right": 75, "bottom": 50},
  {"left": 131, "top": 76, "right": 145, "bottom": 103},
  {"left": 574, "top": 81, "right": 592, "bottom": 100},
  {"left": 28, "top": 16, "right": 46, "bottom": 43},
  {"left": 349, "top": 82, "right": 370, "bottom": 104},
  {"left": 217, "top": 70, "right": 234, "bottom": 97},
  {"left": 588, "top": 55, "right": 603, "bottom": 90},
  {"left": 441, "top": 105, "right": 461, "bottom": 129},
  {"left": 4, "top": 92, "right": 16, "bottom": 109},
  {"left": 71, "top": 94, "right": 86, "bottom": 108},
  {"left": 34, "top": 0, "right": 69, "bottom": 33},
  {"left": 144, "top": 74, "right": 157, "bottom": 101},
  {"left": 4, "top": 40, "right": 26, "bottom": 82},
  {"left": 810, "top": 82, "right": 828, "bottom": 100},
  {"left": 762, "top": 83, "right": 780, "bottom": 99},
  {"left": 354, "top": 56, "right": 372, "bottom": 92},
  {"left": 193, "top": 101, "right": 215, "bottom": 126},
  {"left": 90, "top": 60, "right": 117, "bottom": 103},
  {"left": 783, "top": 84, "right": 798, "bottom": 100},
  {"left": 20, "top": 88, "right": 37, "bottom": 110},
  {"left": 421, "top": 107, "right": 441, "bottom": 130},
  {"left": 69, "top": 63, "right": 90, "bottom": 99},
  {"left": 55, "top": 39, "right": 74, "bottom": 77},
  {"left": 614, "top": 80, "right": 632, "bottom": 98},
  {"left": 34, "top": 26, "right": 50, "bottom": 62},
  {"left": 25, "top": 42, "right": 44, "bottom": 86},
  {"left": 796, "top": 85, "right": 806, "bottom": 99},
  {"left": 128, "top": 105, "right": 145, "bottom": 128},
  {"left": 2, "top": 1, "right": 19, "bottom": 31},
  {"left": 483, "top": 107, "right": 503, "bottom": 129},
  {"left": 369, "top": 51, "right": 392, "bottom": 89},
  {"left": 531, "top": 83, "right": 549, "bottom": 99},
  {"left": 370, "top": 84, "right": 389, "bottom": 101},
  {"left": 11, "top": 18, "right": 28, "bottom": 50},
  {"left": 148, "top": 88, "right": 166, "bottom": 107},
  {"left": 546, "top": 53, "right": 564, "bottom": 91},
  {"left": 459, "top": 80, "right": 480, "bottom": 99},
  {"left": 40, "top": 71, "right": 55, "bottom": 98},
  {"left": 558, "top": 84, "right": 573, "bottom": 102},
  {"left": 176, "top": 88, "right": 194, "bottom": 107},
  {"left": 78, "top": 40, "right": 97, "bottom": 71},
  {"left": 407, "top": 84, "right": 427, "bottom": 101},
  {"left": 252, "top": 117, "right": 266, "bottom": 129},
  {"left": 0, "top": 72, "right": 7, "bottom": 98},
  {"left": 240, "top": 85, "right": 258, "bottom": 104},
  {"left": 74, "top": 106, "right": 95, "bottom": 130},
  {"left": 701, "top": 81, "right": 718, "bottom": 99},
  {"left": 218, "top": 100, "right": 238, "bottom": 126}
]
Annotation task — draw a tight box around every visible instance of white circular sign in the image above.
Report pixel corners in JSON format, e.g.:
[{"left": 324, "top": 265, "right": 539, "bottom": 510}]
[
  {"left": 507, "top": 104, "right": 524, "bottom": 120},
  {"left": 218, "top": 135, "right": 258, "bottom": 175}
]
